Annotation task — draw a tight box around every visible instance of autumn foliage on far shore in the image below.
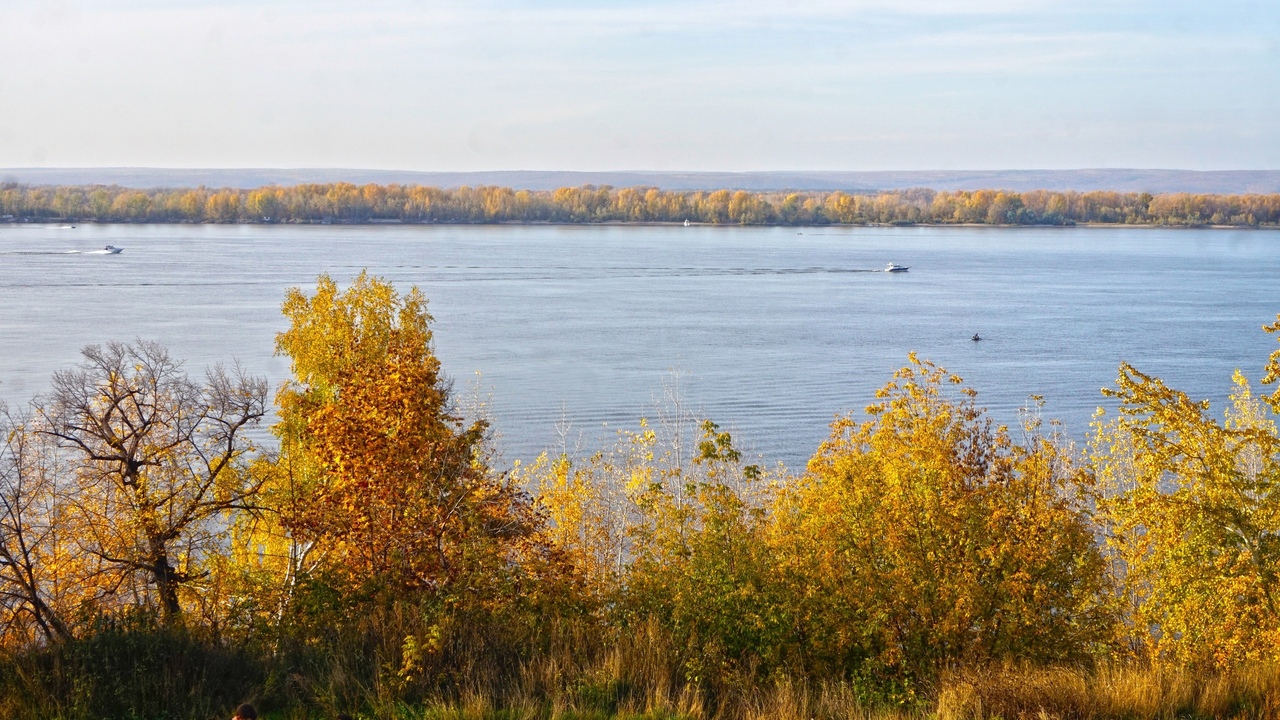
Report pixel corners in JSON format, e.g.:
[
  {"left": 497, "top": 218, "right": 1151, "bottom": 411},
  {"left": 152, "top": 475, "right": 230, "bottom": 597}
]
[
  {"left": 3, "top": 273, "right": 1280, "bottom": 718},
  {"left": 3, "top": 182, "right": 1280, "bottom": 226}
]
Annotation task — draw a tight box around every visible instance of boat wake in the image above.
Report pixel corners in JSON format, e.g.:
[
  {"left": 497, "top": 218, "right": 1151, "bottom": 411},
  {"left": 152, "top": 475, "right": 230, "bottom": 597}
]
[{"left": 0, "top": 246, "right": 123, "bottom": 256}]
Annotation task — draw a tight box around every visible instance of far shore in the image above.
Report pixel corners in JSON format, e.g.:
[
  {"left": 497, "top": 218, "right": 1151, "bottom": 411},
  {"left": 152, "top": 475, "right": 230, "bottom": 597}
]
[
  {"left": 3, "top": 218, "right": 1278, "bottom": 230},
  {"left": 4, "top": 183, "right": 1278, "bottom": 228}
]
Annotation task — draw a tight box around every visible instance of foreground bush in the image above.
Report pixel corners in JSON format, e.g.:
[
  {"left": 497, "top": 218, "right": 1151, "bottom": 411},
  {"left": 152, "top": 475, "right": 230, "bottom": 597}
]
[
  {"left": 1092, "top": 355, "right": 1280, "bottom": 667},
  {"left": 775, "top": 358, "right": 1112, "bottom": 691},
  {"left": 508, "top": 359, "right": 1119, "bottom": 711}
]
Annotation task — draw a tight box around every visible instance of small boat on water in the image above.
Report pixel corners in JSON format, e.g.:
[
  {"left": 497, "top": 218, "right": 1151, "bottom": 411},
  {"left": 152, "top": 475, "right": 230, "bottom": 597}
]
[
  {"left": 104, "top": 245, "right": 123, "bottom": 254},
  {"left": 885, "top": 263, "right": 909, "bottom": 273}
]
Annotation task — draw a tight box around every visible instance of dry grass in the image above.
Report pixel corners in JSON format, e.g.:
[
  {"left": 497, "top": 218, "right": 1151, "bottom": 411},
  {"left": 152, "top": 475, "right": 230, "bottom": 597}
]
[
  {"left": 400, "top": 660, "right": 1280, "bottom": 720},
  {"left": 935, "top": 663, "right": 1280, "bottom": 720},
  {"left": 9, "top": 615, "right": 1280, "bottom": 720},
  {"left": 741, "top": 679, "right": 923, "bottom": 720}
]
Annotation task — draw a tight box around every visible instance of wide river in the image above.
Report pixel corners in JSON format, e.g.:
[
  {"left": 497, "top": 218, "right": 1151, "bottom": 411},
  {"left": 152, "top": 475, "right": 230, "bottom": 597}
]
[{"left": 1, "top": 223, "right": 1277, "bottom": 469}]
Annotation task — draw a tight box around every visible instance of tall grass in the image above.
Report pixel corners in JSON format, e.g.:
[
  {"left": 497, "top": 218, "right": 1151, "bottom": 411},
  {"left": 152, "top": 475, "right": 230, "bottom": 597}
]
[
  {"left": 5, "top": 617, "right": 1280, "bottom": 719},
  {"left": 290, "top": 649, "right": 1280, "bottom": 720},
  {"left": 935, "top": 663, "right": 1280, "bottom": 720},
  {"left": 0, "top": 615, "right": 265, "bottom": 720}
]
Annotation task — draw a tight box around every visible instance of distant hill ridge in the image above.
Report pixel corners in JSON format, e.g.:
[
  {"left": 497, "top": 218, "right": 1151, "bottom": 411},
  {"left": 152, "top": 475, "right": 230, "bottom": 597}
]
[{"left": 3, "top": 168, "right": 1280, "bottom": 194}]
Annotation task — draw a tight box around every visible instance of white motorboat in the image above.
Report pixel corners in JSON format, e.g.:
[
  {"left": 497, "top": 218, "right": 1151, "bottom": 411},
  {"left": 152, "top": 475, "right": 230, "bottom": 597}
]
[
  {"left": 104, "top": 245, "right": 123, "bottom": 254},
  {"left": 885, "top": 263, "right": 908, "bottom": 272}
]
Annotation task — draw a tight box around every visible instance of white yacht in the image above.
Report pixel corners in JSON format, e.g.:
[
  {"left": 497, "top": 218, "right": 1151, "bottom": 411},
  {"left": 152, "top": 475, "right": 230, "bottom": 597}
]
[{"left": 885, "top": 263, "right": 908, "bottom": 272}]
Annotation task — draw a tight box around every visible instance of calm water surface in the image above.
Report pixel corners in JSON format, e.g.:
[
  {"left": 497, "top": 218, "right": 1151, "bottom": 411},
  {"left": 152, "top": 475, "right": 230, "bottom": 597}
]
[{"left": 1, "top": 223, "right": 1277, "bottom": 469}]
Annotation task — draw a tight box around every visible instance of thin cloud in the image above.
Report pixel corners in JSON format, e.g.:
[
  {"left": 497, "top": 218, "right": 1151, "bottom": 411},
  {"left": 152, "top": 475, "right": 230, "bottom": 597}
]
[{"left": 0, "top": 0, "right": 1275, "bottom": 169}]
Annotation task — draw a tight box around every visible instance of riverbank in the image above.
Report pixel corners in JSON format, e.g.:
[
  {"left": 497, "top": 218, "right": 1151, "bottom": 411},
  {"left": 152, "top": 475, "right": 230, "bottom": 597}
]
[
  {"left": 3, "top": 183, "right": 1279, "bottom": 227},
  {"left": 5, "top": 218, "right": 1280, "bottom": 229}
]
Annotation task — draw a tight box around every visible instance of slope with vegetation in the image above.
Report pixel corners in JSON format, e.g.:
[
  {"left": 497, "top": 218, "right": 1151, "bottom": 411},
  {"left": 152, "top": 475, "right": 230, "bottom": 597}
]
[{"left": 3, "top": 274, "right": 1280, "bottom": 719}]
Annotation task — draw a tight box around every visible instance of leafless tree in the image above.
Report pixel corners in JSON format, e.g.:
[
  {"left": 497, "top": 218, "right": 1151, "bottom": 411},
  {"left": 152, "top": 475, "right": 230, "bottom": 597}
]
[{"left": 38, "top": 340, "right": 267, "bottom": 619}]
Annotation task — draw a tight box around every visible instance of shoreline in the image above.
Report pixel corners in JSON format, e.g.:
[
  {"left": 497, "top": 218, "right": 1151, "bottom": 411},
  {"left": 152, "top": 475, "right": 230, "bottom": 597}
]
[
  {"left": 5, "top": 184, "right": 1277, "bottom": 228},
  {"left": 2, "top": 219, "right": 1277, "bottom": 230}
]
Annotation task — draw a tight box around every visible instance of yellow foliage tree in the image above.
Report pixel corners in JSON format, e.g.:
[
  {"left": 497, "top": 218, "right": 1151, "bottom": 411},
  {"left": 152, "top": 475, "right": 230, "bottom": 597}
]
[
  {"left": 0, "top": 405, "right": 75, "bottom": 645},
  {"left": 774, "top": 356, "right": 1112, "bottom": 688},
  {"left": 250, "top": 273, "right": 559, "bottom": 609},
  {"left": 1092, "top": 316, "right": 1280, "bottom": 667}
]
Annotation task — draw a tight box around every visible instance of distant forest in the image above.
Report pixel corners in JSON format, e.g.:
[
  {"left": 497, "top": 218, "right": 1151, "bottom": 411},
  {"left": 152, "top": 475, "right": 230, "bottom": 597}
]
[{"left": 3, "top": 182, "right": 1280, "bottom": 226}]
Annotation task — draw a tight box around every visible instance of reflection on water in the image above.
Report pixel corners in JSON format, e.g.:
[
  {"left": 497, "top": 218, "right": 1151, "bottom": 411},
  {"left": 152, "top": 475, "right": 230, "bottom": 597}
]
[{"left": 1, "top": 223, "right": 1277, "bottom": 469}]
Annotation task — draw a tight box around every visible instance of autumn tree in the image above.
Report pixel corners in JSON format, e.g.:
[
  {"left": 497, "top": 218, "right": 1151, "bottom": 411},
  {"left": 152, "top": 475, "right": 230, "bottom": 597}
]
[
  {"left": 0, "top": 404, "right": 72, "bottom": 645},
  {"left": 1092, "top": 316, "right": 1280, "bottom": 666},
  {"left": 521, "top": 447, "right": 637, "bottom": 605},
  {"left": 36, "top": 341, "right": 267, "bottom": 620},
  {"left": 255, "top": 273, "right": 558, "bottom": 606}
]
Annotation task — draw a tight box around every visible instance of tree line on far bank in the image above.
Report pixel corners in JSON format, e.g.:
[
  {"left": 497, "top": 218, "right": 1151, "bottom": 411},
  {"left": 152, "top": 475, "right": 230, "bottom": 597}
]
[
  {"left": 3, "top": 273, "right": 1280, "bottom": 719},
  {"left": 3, "top": 182, "right": 1280, "bottom": 227}
]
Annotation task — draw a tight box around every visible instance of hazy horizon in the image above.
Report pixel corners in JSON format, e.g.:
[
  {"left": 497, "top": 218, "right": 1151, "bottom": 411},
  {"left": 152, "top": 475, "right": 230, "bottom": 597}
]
[
  {"left": 3, "top": 0, "right": 1277, "bottom": 172},
  {"left": 6, "top": 167, "right": 1280, "bottom": 195}
]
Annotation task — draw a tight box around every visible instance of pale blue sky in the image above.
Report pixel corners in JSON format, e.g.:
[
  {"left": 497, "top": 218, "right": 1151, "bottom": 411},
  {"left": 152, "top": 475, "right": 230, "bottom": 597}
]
[{"left": 1, "top": 0, "right": 1276, "bottom": 170}]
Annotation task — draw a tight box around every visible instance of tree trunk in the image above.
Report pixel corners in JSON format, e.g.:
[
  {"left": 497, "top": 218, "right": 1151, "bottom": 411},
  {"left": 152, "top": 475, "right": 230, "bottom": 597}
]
[{"left": 153, "top": 552, "right": 182, "bottom": 619}]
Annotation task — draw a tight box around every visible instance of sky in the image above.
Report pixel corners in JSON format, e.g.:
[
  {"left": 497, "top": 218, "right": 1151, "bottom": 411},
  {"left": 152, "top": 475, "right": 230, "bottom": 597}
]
[{"left": 0, "top": 0, "right": 1277, "bottom": 171}]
